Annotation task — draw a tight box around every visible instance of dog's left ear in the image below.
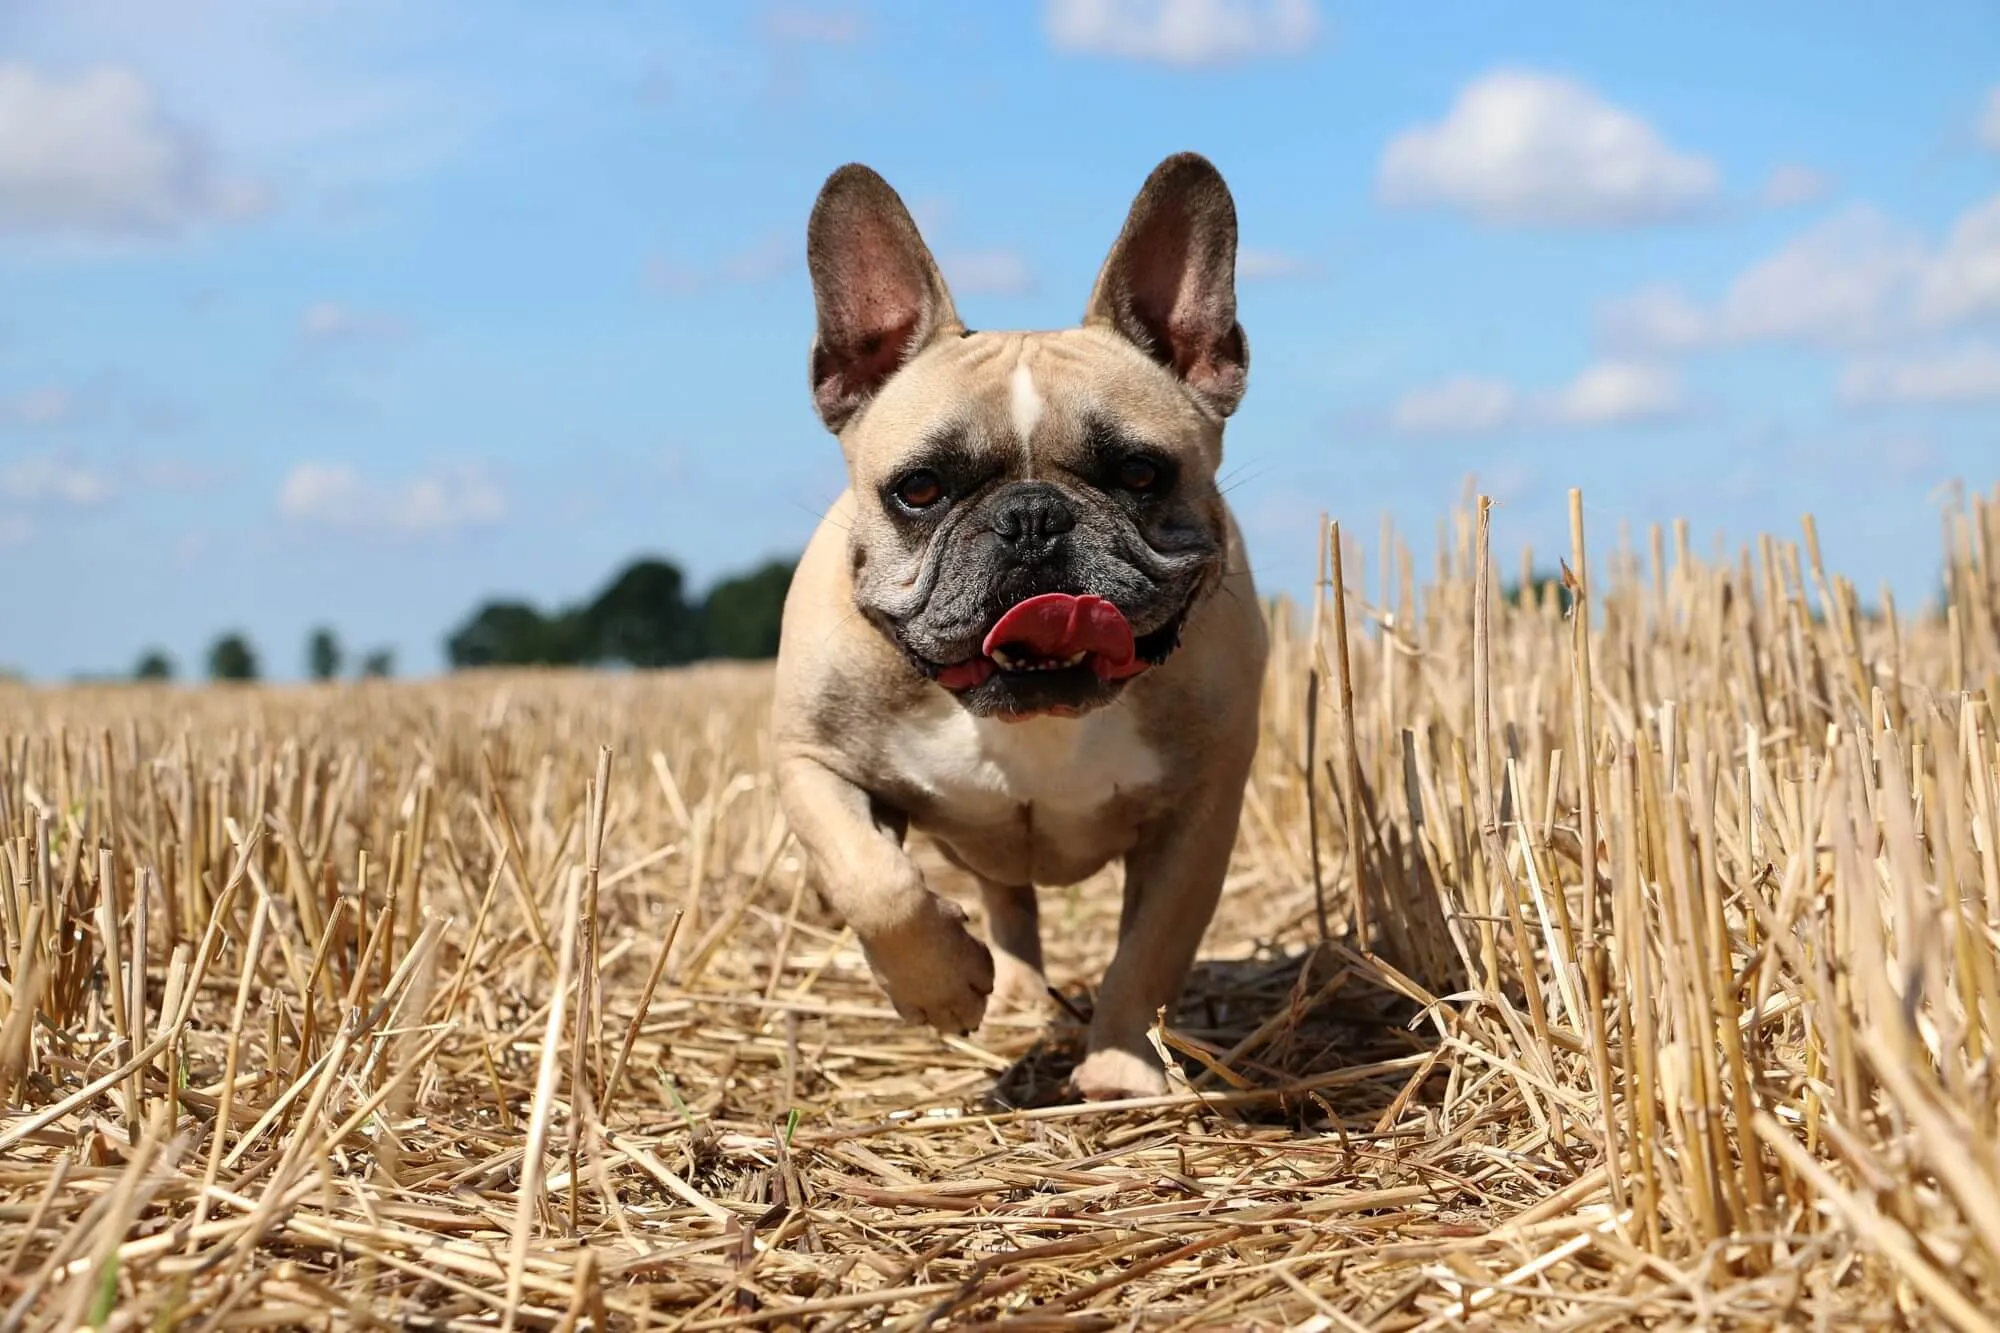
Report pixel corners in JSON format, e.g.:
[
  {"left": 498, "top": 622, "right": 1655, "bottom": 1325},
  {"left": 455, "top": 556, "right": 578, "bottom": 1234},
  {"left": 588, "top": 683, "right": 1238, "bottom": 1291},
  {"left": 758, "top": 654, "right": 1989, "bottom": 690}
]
[{"left": 1083, "top": 153, "right": 1249, "bottom": 419}]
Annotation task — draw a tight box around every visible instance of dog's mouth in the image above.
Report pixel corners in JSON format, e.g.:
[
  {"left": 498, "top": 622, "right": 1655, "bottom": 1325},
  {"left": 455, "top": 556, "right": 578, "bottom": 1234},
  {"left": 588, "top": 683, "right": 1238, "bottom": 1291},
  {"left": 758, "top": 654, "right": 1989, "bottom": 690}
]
[{"left": 903, "top": 593, "right": 1189, "bottom": 705}]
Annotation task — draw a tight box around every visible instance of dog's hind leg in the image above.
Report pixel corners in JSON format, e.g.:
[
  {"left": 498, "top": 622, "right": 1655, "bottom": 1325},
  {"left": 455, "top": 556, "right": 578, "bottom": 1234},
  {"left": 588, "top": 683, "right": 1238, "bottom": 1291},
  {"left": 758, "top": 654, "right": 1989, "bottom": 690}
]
[{"left": 976, "top": 879, "right": 1051, "bottom": 1017}]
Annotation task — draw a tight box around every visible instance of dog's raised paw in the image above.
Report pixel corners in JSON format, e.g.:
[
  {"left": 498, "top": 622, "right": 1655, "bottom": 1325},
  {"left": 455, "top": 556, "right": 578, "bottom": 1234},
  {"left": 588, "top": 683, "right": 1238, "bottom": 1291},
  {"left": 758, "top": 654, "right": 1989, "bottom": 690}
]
[
  {"left": 863, "top": 897, "right": 995, "bottom": 1036},
  {"left": 1072, "top": 1047, "right": 1169, "bottom": 1101}
]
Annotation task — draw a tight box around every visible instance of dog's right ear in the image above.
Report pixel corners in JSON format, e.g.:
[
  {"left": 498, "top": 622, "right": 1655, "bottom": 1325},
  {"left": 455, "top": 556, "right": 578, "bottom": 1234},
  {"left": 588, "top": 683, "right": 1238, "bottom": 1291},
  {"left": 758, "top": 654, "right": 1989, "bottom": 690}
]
[{"left": 806, "top": 165, "right": 962, "bottom": 434}]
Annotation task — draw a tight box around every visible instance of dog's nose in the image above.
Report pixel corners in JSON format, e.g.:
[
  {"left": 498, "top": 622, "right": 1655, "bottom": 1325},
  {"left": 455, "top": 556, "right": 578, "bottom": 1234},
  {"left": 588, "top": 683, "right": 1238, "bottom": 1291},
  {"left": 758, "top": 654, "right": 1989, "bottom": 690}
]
[{"left": 988, "top": 483, "right": 1076, "bottom": 560}]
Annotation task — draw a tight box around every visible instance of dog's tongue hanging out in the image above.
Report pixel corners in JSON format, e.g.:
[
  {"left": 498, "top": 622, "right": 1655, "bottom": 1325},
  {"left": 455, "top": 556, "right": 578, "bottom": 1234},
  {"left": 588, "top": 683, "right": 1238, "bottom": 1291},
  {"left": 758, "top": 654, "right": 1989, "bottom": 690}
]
[{"left": 937, "top": 594, "right": 1143, "bottom": 690}]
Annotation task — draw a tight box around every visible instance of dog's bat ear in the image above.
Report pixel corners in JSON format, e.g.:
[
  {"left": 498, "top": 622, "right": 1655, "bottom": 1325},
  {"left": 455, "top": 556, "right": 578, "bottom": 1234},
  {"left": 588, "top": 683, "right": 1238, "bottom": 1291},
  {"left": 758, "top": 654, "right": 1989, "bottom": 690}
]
[
  {"left": 805, "top": 165, "right": 962, "bottom": 434},
  {"left": 1084, "top": 153, "right": 1249, "bottom": 419}
]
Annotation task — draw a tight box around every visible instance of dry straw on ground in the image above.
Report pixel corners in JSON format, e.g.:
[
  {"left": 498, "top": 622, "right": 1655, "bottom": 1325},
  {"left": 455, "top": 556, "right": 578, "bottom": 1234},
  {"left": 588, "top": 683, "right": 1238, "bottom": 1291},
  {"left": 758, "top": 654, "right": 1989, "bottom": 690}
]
[{"left": 3, "top": 484, "right": 1999, "bottom": 1330}]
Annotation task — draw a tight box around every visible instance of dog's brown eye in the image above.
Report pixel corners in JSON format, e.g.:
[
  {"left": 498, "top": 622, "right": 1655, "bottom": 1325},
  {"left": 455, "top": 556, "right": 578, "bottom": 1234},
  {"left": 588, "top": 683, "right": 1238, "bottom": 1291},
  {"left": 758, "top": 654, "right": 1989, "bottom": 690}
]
[
  {"left": 1118, "top": 457, "right": 1161, "bottom": 493},
  {"left": 894, "top": 469, "right": 944, "bottom": 510}
]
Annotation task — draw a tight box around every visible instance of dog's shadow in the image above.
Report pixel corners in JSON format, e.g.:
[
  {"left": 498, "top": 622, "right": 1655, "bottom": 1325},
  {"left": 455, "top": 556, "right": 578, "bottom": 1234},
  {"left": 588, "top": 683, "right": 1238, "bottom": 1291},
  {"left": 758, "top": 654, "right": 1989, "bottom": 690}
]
[{"left": 982, "top": 945, "right": 1439, "bottom": 1125}]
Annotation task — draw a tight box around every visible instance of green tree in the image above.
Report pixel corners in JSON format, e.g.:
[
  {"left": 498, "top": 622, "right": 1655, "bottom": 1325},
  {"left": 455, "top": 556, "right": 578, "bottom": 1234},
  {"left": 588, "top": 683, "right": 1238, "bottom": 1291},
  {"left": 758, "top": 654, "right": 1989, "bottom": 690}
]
[
  {"left": 359, "top": 648, "right": 395, "bottom": 678},
  {"left": 307, "top": 626, "right": 343, "bottom": 681},
  {"left": 445, "top": 601, "right": 587, "bottom": 668},
  {"left": 582, "top": 558, "right": 699, "bottom": 667},
  {"left": 1501, "top": 569, "right": 1575, "bottom": 617},
  {"left": 441, "top": 551, "right": 806, "bottom": 675},
  {"left": 207, "top": 632, "right": 259, "bottom": 682},
  {"left": 698, "top": 559, "right": 797, "bottom": 659},
  {"left": 133, "top": 648, "right": 176, "bottom": 681}
]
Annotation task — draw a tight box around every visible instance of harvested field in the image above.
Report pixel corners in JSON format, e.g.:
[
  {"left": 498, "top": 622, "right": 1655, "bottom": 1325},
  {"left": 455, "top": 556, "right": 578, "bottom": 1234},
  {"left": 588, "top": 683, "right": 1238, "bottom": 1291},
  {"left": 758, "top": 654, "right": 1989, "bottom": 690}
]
[{"left": 4, "top": 486, "right": 1999, "bottom": 1330}]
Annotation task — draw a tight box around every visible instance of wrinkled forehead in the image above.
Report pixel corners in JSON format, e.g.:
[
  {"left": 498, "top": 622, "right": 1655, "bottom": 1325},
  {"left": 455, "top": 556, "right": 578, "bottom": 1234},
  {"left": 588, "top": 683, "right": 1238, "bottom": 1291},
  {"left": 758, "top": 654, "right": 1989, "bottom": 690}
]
[{"left": 851, "top": 328, "right": 1217, "bottom": 469}]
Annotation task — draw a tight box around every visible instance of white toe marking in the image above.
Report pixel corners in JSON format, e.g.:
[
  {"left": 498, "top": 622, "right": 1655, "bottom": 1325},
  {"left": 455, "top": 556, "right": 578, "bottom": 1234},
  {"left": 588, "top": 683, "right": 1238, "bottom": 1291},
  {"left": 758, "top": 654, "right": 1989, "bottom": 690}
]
[{"left": 1010, "top": 359, "right": 1043, "bottom": 451}]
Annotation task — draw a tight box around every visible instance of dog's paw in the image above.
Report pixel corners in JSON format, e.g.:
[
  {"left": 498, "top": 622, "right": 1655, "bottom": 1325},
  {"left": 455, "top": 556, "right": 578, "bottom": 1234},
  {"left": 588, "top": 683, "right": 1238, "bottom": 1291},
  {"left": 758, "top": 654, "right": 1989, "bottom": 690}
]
[
  {"left": 1072, "top": 1046, "right": 1169, "bottom": 1101},
  {"left": 985, "top": 956, "right": 1056, "bottom": 1020},
  {"left": 862, "top": 896, "right": 994, "bottom": 1036}
]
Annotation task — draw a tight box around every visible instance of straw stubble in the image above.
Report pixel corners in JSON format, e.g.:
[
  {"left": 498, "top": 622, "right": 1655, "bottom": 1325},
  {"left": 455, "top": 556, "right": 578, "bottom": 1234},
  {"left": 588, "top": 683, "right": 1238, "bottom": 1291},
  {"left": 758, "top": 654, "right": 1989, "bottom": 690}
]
[{"left": 1, "top": 485, "right": 1997, "bottom": 1329}]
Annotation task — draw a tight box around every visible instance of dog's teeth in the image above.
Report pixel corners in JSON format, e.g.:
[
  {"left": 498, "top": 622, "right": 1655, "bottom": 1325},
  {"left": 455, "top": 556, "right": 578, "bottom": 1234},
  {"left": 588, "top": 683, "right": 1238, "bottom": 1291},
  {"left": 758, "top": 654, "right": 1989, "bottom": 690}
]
[{"left": 989, "top": 648, "right": 1093, "bottom": 674}]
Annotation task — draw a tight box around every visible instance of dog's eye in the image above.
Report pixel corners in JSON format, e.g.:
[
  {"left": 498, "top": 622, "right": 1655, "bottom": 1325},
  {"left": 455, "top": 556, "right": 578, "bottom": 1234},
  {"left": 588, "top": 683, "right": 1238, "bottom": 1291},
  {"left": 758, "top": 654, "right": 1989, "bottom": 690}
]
[
  {"left": 893, "top": 469, "right": 945, "bottom": 511},
  {"left": 1117, "top": 457, "right": 1162, "bottom": 493}
]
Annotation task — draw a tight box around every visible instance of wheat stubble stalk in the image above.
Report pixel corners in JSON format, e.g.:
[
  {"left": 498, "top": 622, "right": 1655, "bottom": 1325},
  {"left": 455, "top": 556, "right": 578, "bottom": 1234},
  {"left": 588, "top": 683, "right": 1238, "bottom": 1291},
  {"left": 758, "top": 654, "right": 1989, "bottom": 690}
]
[{"left": 0, "top": 487, "right": 1995, "bottom": 1329}]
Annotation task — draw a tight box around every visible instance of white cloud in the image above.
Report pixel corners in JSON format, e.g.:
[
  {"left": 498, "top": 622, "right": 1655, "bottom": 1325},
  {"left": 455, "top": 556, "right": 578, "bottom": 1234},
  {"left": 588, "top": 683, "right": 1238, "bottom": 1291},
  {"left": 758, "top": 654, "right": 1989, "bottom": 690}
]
[
  {"left": 1045, "top": 0, "right": 1319, "bottom": 66},
  {"left": 278, "top": 461, "right": 507, "bottom": 535},
  {"left": 1236, "top": 248, "right": 1321, "bottom": 282},
  {"left": 1882, "top": 436, "right": 1942, "bottom": 479},
  {"left": 300, "top": 301, "right": 407, "bottom": 342},
  {"left": 762, "top": 6, "right": 865, "bottom": 45},
  {"left": 642, "top": 254, "right": 702, "bottom": 299},
  {"left": 1598, "top": 284, "right": 1712, "bottom": 353},
  {"left": 941, "top": 248, "right": 1036, "bottom": 296},
  {"left": 643, "top": 235, "right": 798, "bottom": 298},
  {"left": 1545, "top": 360, "right": 1686, "bottom": 425},
  {"left": 174, "top": 531, "right": 212, "bottom": 565},
  {"left": 1979, "top": 86, "right": 2000, "bottom": 153},
  {"left": 1389, "top": 360, "right": 1685, "bottom": 435},
  {"left": 1389, "top": 376, "right": 1517, "bottom": 436},
  {"left": 1913, "top": 193, "right": 2000, "bottom": 328},
  {"left": 1760, "top": 163, "right": 1834, "bottom": 209},
  {"left": 134, "top": 456, "right": 233, "bottom": 491},
  {"left": 719, "top": 234, "right": 795, "bottom": 284},
  {"left": 1603, "top": 195, "right": 2000, "bottom": 352},
  {"left": 10, "top": 2, "right": 485, "bottom": 213},
  {"left": 909, "top": 196, "right": 956, "bottom": 235},
  {"left": 1378, "top": 70, "right": 1719, "bottom": 228},
  {"left": 0, "top": 452, "right": 113, "bottom": 506},
  {"left": 0, "top": 62, "right": 265, "bottom": 239},
  {"left": 1841, "top": 342, "right": 2000, "bottom": 406},
  {"left": 1722, "top": 207, "right": 1928, "bottom": 343},
  {"left": 0, "top": 387, "right": 75, "bottom": 426}
]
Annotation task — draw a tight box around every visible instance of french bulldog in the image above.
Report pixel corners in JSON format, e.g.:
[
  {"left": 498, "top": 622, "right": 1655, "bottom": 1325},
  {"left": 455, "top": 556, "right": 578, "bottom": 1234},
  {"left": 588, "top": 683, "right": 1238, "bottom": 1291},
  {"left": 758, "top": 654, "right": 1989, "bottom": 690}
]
[{"left": 772, "top": 153, "right": 1267, "bottom": 1100}]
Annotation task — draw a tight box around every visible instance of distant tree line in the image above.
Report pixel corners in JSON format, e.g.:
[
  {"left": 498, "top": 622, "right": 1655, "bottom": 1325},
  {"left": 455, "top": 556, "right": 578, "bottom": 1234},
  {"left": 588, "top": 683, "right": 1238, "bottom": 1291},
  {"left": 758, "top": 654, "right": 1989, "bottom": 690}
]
[
  {"left": 120, "top": 552, "right": 798, "bottom": 684},
  {"left": 445, "top": 555, "right": 796, "bottom": 669},
  {"left": 132, "top": 631, "right": 395, "bottom": 684}
]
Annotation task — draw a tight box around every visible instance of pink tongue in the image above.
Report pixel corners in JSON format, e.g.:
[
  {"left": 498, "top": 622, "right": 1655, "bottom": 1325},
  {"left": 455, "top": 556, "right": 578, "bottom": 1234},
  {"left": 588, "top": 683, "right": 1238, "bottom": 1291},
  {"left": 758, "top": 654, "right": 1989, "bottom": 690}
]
[
  {"left": 934, "top": 594, "right": 1145, "bottom": 691},
  {"left": 986, "top": 593, "right": 1141, "bottom": 680}
]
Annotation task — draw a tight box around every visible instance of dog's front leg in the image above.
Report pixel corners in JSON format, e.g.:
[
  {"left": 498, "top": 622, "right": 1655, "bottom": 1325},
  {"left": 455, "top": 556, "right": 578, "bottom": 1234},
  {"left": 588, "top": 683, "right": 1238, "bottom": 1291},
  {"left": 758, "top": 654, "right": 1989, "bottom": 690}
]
[
  {"left": 1074, "top": 787, "right": 1245, "bottom": 1100},
  {"left": 777, "top": 755, "right": 995, "bottom": 1034}
]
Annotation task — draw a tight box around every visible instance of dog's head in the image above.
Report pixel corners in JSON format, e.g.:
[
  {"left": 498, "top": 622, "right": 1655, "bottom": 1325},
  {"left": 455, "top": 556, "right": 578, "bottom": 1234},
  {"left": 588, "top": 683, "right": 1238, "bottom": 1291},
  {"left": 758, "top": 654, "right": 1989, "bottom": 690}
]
[{"left": 805, "top": 153, "right": 1249, "bottom": 721}]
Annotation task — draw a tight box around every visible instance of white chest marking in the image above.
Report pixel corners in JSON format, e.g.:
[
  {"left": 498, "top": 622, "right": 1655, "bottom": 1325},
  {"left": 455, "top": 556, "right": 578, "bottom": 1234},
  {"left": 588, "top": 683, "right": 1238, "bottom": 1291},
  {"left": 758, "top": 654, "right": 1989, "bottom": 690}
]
[
  {"left": 1010, "top": 359, "right": 1043, "bottom": 453},
  {"left": 886, "top": 700, "right": 1161, "bottom": 823}
]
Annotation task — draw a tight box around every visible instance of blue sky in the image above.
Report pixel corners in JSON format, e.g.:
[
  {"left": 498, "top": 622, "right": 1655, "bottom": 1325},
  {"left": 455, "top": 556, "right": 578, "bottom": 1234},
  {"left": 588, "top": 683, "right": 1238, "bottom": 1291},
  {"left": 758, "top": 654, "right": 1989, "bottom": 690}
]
[{"left": 2, "top": 0, "right": 1997, "bottom": 681}]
